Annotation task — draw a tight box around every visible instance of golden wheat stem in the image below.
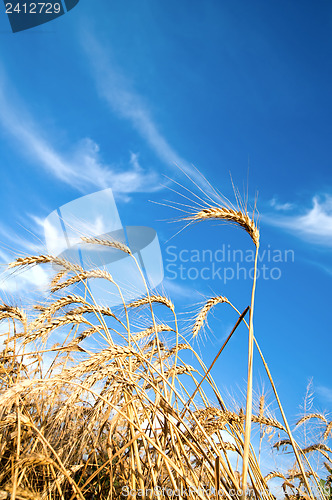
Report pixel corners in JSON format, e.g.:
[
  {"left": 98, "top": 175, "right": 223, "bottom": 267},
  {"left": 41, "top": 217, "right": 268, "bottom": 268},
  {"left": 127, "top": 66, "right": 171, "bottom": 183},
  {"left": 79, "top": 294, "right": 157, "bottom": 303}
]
[
  {"left": 18, "top": 410, "right": 85, "bottom": 500},
  {"left": 50, "top": 379, "right": 212, "bottom": 500},
  {"left": 241, "top": 244, "right": 259, "bottom": 496}
]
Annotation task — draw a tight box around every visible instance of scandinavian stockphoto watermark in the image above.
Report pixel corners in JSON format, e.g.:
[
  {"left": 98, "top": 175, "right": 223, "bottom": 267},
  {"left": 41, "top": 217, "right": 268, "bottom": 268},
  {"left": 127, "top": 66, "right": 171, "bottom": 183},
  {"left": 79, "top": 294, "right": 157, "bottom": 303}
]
[
  {"left": 44, "top": 188, "right": 164, "bottom": 307},
  {"left": 121, "top": 485, "right": 259, "bottom": 498},
  {"left": 42, "top": 188, "right": 293, "bottom": 309},
  {"left": 121, "top": 485, "right": 329, "bottom": 498},
  {"left": 164, "top": 244, "right": 295, "bottom": 283}
]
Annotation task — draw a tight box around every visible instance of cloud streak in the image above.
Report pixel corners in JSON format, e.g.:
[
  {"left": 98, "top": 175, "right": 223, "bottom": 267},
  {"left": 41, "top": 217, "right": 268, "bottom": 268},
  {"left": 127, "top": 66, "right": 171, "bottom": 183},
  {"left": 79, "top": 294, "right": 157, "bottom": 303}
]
[
  {"left": 82, "top": 34, "right": 212, "bottom": 190},
  {"left": 269, "top": 197, "right": 294, "bottom": 211},
  {"left": 0, "top": 68, "right": 161, "bottom": 195},
  {"left": 0, "top": 249, "right": 49, "bottom": 296},
  {"left": 265, "top": 195, "right": 332, "bottom": 247},
  {"left": 316, "top": 385, "right": 332, "bottom": 404}
]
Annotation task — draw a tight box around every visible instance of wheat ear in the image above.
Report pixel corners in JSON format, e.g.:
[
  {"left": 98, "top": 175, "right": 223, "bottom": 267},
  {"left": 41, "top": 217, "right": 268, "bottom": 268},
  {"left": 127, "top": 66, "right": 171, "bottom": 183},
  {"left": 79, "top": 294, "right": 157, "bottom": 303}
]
[
  {"left": 324, "top": 421, "right": 332, "bottom": 441},
  {"left": 132, "top": 324, "right": 174, "bottom": 342},
  {"left": 295, "top": 414, "right": 328, "bottom": 428},
  {"left": 81, "top": 236, "right": 132, "bottom": 255},
  {"left": 0, "top": 305, "right": 27, "bottom": 325},
  {"left": 265, "top": 471, "right": 287, "bottom": 482},
  {"left": 127, "top": 295, "right": 175, "bottom": 312},
  {"left": 51, "top": 269, "right": 114, "bottom": 292},
  {"left": 8, "top": 255, "right": 83, "bottom": 272},
  {"left": 302, "top": 443, "right": 332, "bottom": 455},
  {"left": 187, "top": 206, "right": 259, "bottom": 246},
  {"left": 192, "top": 296, "right": 229, "bottom": 338}
]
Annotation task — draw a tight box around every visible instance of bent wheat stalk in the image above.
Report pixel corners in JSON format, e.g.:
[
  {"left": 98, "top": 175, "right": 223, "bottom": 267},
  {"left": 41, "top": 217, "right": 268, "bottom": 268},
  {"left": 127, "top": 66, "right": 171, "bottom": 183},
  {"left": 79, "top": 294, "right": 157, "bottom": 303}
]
[
  {"left": 242, "top": 243, "right": 259, "bottom": 497},
  {"left": 185, "top": 201, "right": 259, "bottom": 497}
]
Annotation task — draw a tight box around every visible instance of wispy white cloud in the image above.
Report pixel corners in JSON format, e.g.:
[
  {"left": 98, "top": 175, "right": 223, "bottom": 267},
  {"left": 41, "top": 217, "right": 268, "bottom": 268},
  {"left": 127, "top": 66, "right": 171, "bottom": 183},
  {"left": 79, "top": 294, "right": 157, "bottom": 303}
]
[
  {"left": 0, "top": 226, "right": 49, "bottom": 297},
  {"left": 0, "top": 220, "right": 45, "bottom": 257},
  {"left": 269, "top": 197, "right": 294, "bottom": 211},
  {"left": 265, "top": 194, "right": 332, "bottom": 247},
  {"left": 81, "top": 34, "right": 212, "bottom": 190},
  {"left": 316, "top": 385, "right": 332, "bottom": 404},
  {"left": 69, "top": 141, "right": 161, "bottom": 195},
  {"left": 0, "top": 253, "right": 50, "bottom": 295},
  {"left": 0, "top": 67, "right": 161, "bottom": 195}
]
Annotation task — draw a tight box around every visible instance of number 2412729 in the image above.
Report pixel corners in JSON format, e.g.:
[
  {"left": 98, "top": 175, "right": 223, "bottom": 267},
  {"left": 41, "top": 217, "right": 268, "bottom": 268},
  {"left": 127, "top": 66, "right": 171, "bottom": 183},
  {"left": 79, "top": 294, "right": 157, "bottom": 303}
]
[{"left": 5, "top": 3, "right": 62, "bottom": 14}]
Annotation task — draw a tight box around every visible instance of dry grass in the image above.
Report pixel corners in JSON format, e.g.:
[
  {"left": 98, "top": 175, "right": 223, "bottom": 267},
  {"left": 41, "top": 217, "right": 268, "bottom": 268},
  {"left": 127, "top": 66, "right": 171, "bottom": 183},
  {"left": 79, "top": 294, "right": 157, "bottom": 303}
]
[{"left": 0, "top": 188, "right": 330, "bottom": 500}]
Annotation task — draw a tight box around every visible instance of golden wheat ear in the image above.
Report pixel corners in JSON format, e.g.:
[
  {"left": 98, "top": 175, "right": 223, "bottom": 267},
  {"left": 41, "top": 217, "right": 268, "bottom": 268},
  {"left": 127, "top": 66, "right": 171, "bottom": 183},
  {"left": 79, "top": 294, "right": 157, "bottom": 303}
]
[
  {"left": 81, "top": 236, "right": 132, "bottom": 255},
  {"left": 324, "top": 421, "right": 332, "bottom": 440},
  {"left": 186, "top": 206, "right": 260, "bottom": 247},
  {"left": 192, "top": 296, "right": 229, "bottom": 338}
]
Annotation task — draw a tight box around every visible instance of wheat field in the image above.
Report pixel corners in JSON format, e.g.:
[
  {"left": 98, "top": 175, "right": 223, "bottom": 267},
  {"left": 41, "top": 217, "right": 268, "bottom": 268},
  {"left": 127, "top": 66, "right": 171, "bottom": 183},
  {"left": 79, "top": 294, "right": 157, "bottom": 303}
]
[{"left": 0, "top": 193, "right": 331, "bottom": 500}]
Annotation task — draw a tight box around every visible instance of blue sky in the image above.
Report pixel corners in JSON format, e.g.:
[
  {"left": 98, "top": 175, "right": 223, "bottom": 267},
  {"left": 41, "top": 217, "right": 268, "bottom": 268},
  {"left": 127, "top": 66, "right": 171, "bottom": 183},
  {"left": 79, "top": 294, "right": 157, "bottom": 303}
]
[{"left": 0, "top": 0, "right": 332, "bottom": 435}]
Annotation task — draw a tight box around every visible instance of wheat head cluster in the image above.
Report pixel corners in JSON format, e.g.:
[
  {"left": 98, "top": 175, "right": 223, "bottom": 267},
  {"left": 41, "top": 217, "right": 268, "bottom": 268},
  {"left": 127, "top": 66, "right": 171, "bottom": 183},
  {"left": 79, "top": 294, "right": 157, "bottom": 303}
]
[{"left": 0, "top": 190, "right": 331, "bottom": 500}]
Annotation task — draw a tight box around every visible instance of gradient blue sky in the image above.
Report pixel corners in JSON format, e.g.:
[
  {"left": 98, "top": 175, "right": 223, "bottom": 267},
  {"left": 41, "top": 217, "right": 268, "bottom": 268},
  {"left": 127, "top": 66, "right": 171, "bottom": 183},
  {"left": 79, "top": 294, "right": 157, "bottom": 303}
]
[{"left": 0, "top": 0, "right": 331, "bottom": 434}]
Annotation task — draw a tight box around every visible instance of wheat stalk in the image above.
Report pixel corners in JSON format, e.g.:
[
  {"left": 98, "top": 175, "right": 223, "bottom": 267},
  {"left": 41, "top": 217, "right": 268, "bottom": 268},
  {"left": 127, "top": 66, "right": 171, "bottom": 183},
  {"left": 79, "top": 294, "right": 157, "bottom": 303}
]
[
  {"left": 59, "top": 326, "right": 102, "bottom": 350},
  {"left": 324, "top": 462, "right": 332, "bottom": 473},
  {"left": 264, "top": 471, "right": 287, "bottom": 482},
  {"left": 0, "top": 180, "right": 325, "bottom": 500},
  {"left": 302, "top": 443, "right": 332, "bottom": 455},
  {"left": 81, "top": 236, "right": 132, "bottom": 255},
  {"left": 167, "top": 343, "right": 191, "bottom": 356},
  {"left": 324, "top": 421, "right": 332, "bottom": 440},
  {"left": 0, "top": 305, "right": 26, "bottom": 325},
  {"left": 295, "top": 413, "right": 328, "bottom": 428},
  {"left": 273, "top": 439, "right": 292, "bottom": 450},
  {"left": 25, "top": 314, "right": 87, "bottom": 344},
  {"left": 8, "top": 255, "right": 83, "bottom": 272},
  {"left": 192, "top": 296, "right": 229, "bottom": 338},
  {"left": 218, "top": 441, "right": 238, "bottom": 452},
  {"left": 127, "top": 295, "right": 175, "bottom": 312},
  {"left": 51, "top": 269, "right": 114, "bottom": 292},
  {"left": 29, "top": 295, "right": 88, "bottom": 330},
  {"left": 65, "top": 305, "right": 117, "bottom": 320},
  {"left": 186, "top": 206, "right": 260, "bottom": 247},
  {"left": 50, "top": 269, "right": 67, "bottom": 288},
  {"left": 252, "top": 415, "right": 285, "bottom": 431},
  {"left": 132, "top": 324, "right": 174, "bottom": 341},
  {"left": 183, "top": 201, "right": 259, "bottom": 495}
]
